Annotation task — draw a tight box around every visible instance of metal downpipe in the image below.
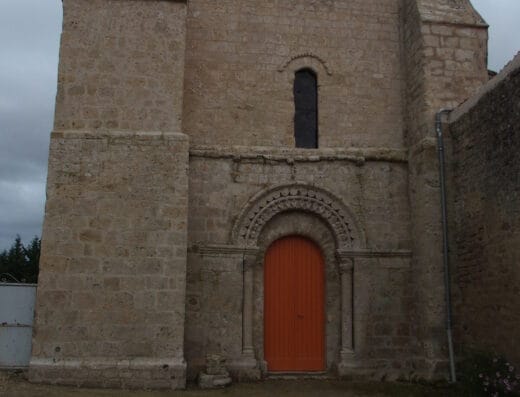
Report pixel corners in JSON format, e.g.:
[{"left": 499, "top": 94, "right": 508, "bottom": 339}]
[{"left": 435, "top": 109, "right": 457, "bottom": 383}]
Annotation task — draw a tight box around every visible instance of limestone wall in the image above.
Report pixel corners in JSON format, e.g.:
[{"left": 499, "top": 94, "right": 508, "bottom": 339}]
[
  {"left": 187, "top": 148, "right": 410, "bottom": 249},
  {"left": 400, "top": 0, "right": 488, "bottom": 377},
  {"left": 31, "top": 0, "right": 498, "bottom": 388},
  {"left": 54, "top": 0, "right": 186, "bottom": 132},
  {"left": 184, "top": 150, "right": 414, "bottom": 379},
  {"left": 448, "top": 54, "right": 520, "bottom": 365},
  {"left": 182, "top": 0, "right": 490, "bottom": 380},
  {"left": 183, "top": 0, "right": 404, "bottom": 148},
  {"left": 31, "top": 0, "right": 190, "bottom": 389},
  {"left": 30, "top": 132, "right": 189, "bottom": 388}
]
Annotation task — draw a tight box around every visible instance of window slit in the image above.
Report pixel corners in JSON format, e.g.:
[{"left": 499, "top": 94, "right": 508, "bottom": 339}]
[{"left": 294, "top": 69, "right": 318, "bottom": 148}]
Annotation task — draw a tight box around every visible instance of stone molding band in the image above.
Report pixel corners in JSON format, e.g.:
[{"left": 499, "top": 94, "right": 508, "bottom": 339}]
[
  {"left": 192, "top": 244, "right": 412, "bottom": 260},
  {"left": 190, "top": 145, "right": 408, "bottom": 164},
  {"left": 336, "top": 249, "right": 412, "bottom": 260},
  {"left": 189, "top": 244, "right": 259, "bottom": 257},
  {"left": 51, "top": 130, "right": 187, "bottom": 141}
]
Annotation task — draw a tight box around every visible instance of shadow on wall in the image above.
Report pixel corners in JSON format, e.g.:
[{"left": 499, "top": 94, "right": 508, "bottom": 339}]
[{"left": 447, "top": 52, "right": 520, "bottom": 368}]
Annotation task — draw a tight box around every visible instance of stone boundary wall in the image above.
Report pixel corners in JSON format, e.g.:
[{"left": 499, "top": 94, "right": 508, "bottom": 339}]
[{"left": 448, "top": 53, "right": 520, "bottom": 365}]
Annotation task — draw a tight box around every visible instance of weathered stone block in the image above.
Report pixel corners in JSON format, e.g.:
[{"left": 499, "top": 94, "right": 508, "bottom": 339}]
[{"left": 198, "top": 373, "right": 232, "bottom": 389}]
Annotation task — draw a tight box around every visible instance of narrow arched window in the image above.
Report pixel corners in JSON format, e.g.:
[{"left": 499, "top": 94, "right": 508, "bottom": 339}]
[{"left": 294, "top": 69, "right": 318, "bottom": 148}]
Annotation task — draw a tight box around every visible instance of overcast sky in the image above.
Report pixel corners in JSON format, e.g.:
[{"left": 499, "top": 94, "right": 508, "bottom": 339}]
[{"left": 0, "top": 1, "right": 519, "bottom": 251}]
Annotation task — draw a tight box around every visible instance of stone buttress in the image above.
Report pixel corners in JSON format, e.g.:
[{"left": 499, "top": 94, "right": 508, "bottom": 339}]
[
  {"left": 29, "top": 0, "right": 190, "bottom": 389},
  {"left": 401, "top": 0, "right": 488, "bottom": 378}
]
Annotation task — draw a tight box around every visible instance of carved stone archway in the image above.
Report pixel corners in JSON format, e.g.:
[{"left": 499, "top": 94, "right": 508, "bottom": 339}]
[
  {"left": 231, "top": 184, "right": 363, "bottom": 250},
  {"left": 231, "top": 184, "right": 365, "bottom": 375}
]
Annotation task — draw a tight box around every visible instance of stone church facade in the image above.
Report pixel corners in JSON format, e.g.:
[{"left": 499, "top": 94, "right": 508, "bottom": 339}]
[{"left": 29, "top": 0, "right": 492, "bottom": 389}]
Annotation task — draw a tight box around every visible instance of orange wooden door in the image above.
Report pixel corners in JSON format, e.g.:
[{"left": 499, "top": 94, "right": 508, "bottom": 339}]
[{"left": 264, "top": 235, "right": 325, "bottom": 372}]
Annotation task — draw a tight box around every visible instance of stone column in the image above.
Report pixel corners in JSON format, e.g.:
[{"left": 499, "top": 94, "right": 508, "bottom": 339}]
[
  {"left": 352, "top": 257, "right": 372, "bottom": 362},
  {"left": 242, "top": 253, "right": 255, "bottom": 358},
  {"left": 229, "top": 250, "right": 260, "bottom": 380},
  {"left": 337, "top": 257, "right": 356, "bottom": 374}
]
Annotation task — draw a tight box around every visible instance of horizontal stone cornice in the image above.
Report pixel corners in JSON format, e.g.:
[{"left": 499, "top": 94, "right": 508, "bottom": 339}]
[
  {"left": 191, "top": 246, "right": 412, "bottom": 260},
  {"left": 189, "top": 145, "right": 408, "bottom": 164},
  {"left": 421, "top": 19, "right": 488, "bottom": 29},
  {"left": 189, "top": 244, "right": 259, "bottom": 257},
  {"left": 51, "top": 130, "right": 188, "bottom": 141},
  {"left": 336, "top": 249, "right": 413, "bottom": 260}
]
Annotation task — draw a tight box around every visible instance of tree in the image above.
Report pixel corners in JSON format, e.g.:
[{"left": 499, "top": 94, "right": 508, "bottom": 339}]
[
  {"left": 0, "top": 235, "right": 40, "bottom": 283},
  {"left": 23, "top": 236, "right": 41, "bottom": 283},
  {"left": 0, "top": 249, "right": 8, "bottom": 277}
]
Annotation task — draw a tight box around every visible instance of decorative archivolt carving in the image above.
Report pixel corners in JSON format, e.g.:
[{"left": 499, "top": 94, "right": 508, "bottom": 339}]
[
  {"left": 231, "top": 184, "right": 362, "bottom": 249},
  {"left": 278, "top": 53, "right": 332, "bottom": 76}
]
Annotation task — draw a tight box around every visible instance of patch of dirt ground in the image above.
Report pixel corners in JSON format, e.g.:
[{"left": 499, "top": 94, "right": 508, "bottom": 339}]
[{"left": 0, "top": 372, "right": 460, "bottom": 397}]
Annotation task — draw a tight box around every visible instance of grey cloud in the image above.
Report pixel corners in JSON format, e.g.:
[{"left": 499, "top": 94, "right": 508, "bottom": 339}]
[
  {"left": 471, "top": 0, "right": 520, "bottom": 71},
  {"left": 0, "top": 0, "right": 519, "bottom": 252},
  {"left": 0, "top": 180, "right": 46, "bottom": 251},
  {"left": 0, "top": 0, "right": 61, "bottom": 250}
]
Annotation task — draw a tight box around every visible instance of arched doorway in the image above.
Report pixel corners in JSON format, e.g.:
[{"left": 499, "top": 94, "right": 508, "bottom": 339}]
[{"left": 264, "top": 235, "right": 325, "bottom": 372}]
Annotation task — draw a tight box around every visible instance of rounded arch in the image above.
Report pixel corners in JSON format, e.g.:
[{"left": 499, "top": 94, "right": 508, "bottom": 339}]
[
  {"left": 278, "top": 53, "right": 333, "bottom": 76},
  {"left": 257, "top": 212, "right": 336, "bottom": 265},
  {"left": 231, "top": 184, "right": 365, "bottom": 250},
  {"left": 295, "top": 66, "right": 317, "bottom": 77}
]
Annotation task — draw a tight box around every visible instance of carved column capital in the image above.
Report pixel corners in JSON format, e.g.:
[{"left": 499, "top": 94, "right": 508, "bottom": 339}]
[
  {"left": 338, "top": 258, "right": 354, "bottom": 274},
  {"left": 242, "top": 250, "right": 259, "bottom": 270}
]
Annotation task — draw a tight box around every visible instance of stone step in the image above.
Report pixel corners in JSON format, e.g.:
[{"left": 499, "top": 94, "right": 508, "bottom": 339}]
[{"left": 266, "top": 372, "right": 333, "bottom": 380}]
